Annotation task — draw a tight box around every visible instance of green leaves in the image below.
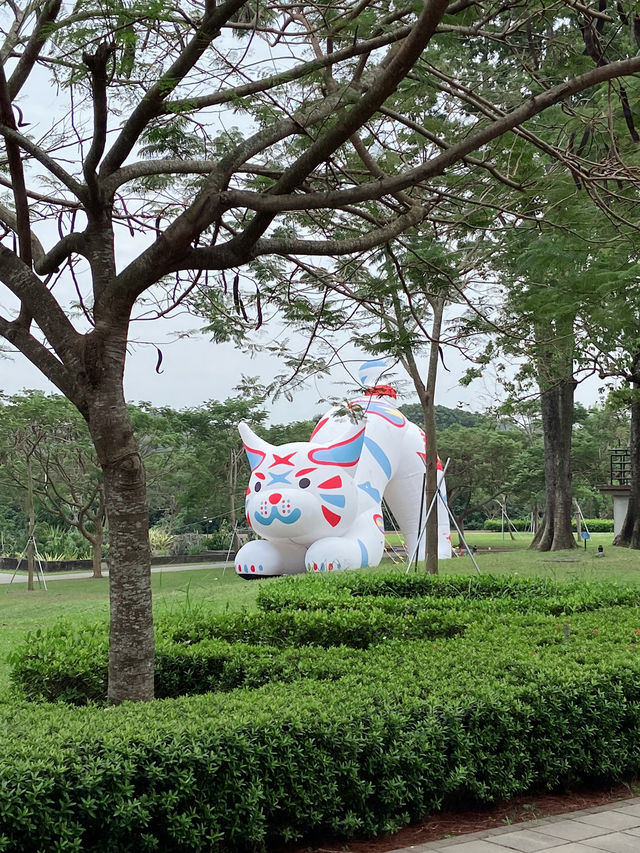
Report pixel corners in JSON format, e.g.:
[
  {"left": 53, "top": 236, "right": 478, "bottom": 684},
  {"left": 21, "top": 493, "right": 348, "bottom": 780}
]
[{"left": 8, "top": 575, "right": 640, "bottom": 850}]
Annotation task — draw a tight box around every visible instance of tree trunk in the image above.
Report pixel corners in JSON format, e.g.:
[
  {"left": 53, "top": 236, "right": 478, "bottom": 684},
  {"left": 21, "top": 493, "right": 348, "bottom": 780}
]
[
  {"left": 229, "top": 447, "right": 241, "bottom": 554},
  {"left": 613, "top": 378, "right": 640, "bottom": 548},
  {"left": 423, "top": 297, "right": 445, "bottom": 573},
  {"left": 400, "top": 294, "right": 445, "bottom": 574},
  {"left": 85, "top": 384, "right": 154, "bottom": 704},
  {"left": 91, "top": 521, "right": 104, "bottom": 579},
  {"left": 25, "top": 455, "right": 36, "bottom": 590},
  {"left": 531, "top": 378, "right": 577, "bottom": 551}
]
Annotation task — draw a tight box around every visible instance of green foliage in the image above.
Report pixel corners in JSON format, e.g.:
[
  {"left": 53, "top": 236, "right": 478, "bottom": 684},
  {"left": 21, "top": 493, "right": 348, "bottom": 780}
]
[
  {"left": 11, "top": 573, "right": 640, "bottom": 707},
  {"left": 148, "top": 526, "right": 173, "bottom": 556},
  {"left": 6, "top": 572, "right": 640, "bottom": 850},
  {"left": 484, "top": 518, "right": 614, "bottom": 533},
  {"left": 401, "top": 403, "right": 486, "bottom": 430}
]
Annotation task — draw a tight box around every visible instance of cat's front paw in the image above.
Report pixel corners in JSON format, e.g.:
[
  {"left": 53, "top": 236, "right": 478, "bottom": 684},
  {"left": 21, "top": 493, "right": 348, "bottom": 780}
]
[{"left": 235, "top": 540, "right": 306, "bottom": 577}]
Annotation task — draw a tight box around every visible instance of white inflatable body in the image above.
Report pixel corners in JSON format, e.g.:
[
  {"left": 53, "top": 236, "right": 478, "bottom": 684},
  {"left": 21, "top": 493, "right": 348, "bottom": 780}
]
[{"left": 235, "top": 367, "right": 451, "bottom": 577}]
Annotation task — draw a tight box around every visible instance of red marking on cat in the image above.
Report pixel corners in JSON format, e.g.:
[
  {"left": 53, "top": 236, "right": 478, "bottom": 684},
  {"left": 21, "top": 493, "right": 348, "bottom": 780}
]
[
  {"left": 310, "top": 417, "right": 328, "bottom": 439},
  {"left": 255, "top": 472, "right": 265, "bottom": 480},
  {"left": 322, "top": 506, "right": 341, "bottom": 527},
  {"left": 270, "top": 453, "right": 295, "bottom": 467},
  {"left": 296, "top": 467, "right": 316, "bottom": 477},
  {"left": 268, "top": 493, "right": 281, "bottom": 504},
  {"left": 318, "top": 476, "right": 342, "bottom": 489}
]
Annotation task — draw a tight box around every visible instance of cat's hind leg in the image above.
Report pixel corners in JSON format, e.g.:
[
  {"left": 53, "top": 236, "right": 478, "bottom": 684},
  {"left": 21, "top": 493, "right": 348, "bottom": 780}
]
[
  {"left": 235, "top": 539, "right": 307, "bottom": 577},
  {"left": 305, "top": 527, "right": 384, "bottom": 573}
]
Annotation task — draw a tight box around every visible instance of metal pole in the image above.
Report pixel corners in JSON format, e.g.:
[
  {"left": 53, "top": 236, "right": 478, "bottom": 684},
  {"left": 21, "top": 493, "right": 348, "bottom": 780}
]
[
  {"left": 413, "top": 472, "right": 426, "bottom": 572},
  {"left": 406, "top": 458, "right": 451, "bottom": 572},
  {"left": 445, "top": 502, "right": 481, "bottom": 575}
]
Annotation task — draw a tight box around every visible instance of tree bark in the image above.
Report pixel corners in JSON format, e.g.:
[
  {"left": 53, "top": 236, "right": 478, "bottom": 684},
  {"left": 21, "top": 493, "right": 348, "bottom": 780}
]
[
  {"left": 25, "top": 455, "right": 35, "bottom": 590},
  {"left": 228, "top": 447, "right": 241, "bottom": 554},
  {"left": 613, "top": 377, "right": 640, "bottom": 549},
  {"left": 84, "top": 378, "right": 154, "bottom": 703},
  {"left": 401, "top": 294, "right": 445, "bottom": 574},
  {"left": 530, "top": 377, "right": 577, "bottom": 551},
  {"left": 91, "top": 520, "right": 104, "bottom": 579}
]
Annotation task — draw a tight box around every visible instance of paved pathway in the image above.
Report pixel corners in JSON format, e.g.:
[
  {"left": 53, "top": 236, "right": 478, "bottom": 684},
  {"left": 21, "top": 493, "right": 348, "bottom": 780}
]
[{"left": 392, "top": 797, "right": 640, "bottom": 853}]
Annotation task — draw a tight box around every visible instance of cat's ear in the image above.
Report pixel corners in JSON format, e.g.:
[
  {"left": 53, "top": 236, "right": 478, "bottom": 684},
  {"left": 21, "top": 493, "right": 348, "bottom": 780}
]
[
  {"left": 308, "top": 427, "right": 365, "bottom": 469},
  {"left": 238, "top": 422, "right": 274, "bottom": 471}
]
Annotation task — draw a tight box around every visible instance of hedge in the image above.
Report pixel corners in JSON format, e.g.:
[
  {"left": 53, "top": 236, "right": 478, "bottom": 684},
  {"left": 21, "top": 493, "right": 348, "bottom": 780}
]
[
  {"left": 4, "top": 606, "right": 640, "bottom": 850},
  {"left": 6, "top": 574, "right": 640, "bottom": 851},
  {"left": 11, "top": 575, "right": 640, "bottom": 705},
  {"left": 483, "top": 518, "right": 614, "bottom": 532}
]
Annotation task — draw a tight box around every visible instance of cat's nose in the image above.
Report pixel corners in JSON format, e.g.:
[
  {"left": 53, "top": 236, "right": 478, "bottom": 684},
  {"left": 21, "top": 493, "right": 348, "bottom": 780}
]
[{"left": 268, "top": 493, "right": 282, "bottom": 504}]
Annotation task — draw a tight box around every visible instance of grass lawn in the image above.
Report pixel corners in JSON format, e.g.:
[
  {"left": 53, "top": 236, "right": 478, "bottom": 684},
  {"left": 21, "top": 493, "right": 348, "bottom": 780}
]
[{"left": 0, "top": 535, "right": 637, "bottom": 701}]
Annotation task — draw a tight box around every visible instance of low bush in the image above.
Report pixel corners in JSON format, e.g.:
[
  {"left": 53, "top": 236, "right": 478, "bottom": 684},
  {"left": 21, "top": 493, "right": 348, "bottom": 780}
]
[
  {"left": 4, "top": 606, "right": 640, "bottom": 851},
  {"left": 11, "top": 606, "right": 467, "bottom": 704},
  {"left": 10, "top": 574, "right": 640, "bottom": 706},
  {"left": 8, "top": 573, "right": 640, "bottom": 851},
  {"left": 256, "top": 571, "right": 640, "bottom": 612},
  {"left": 483, "top": 518, "right": 614, "bottom": 532}
]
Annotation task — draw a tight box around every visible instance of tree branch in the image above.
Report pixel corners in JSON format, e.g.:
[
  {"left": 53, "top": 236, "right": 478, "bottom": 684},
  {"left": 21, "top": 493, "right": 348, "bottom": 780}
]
[
  {"left": 0, "top": 201, "right": 45, "bottom": 265},
  {"left": 161, "top": 24, "right": 414, "bottom": 114},
  {"left": 225, "top": 0, "right": 451, "bottom": 254},
  {"left": 214, "top": 57, "right": 640, "bottom": 213},
  {"left": 0, "top": 122, "right": 86, "bottom": 199},
  {"left": 175, "top": 205, "right": 429, "bottom": 268},
  {"left": 0, "top": 310, "right": 76, "bottom": 399},
  {"left": 99, "top": 0, "right": 250, "bottom": 176},
  {"left": 0, "top": 246, "right": 82, "bottom": 370},
  {"left": 34, "top": 232, "right": 87, "bottom": 275},
  {"left": 82, "top": 41, "right": 115, "bottom": 195},
  {"left": 8, "top": 0, "right": 62, "bottom": 98}
]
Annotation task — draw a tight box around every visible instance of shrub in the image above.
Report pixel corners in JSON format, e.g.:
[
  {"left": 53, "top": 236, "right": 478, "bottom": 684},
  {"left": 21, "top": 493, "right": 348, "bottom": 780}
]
[
  {"left": 482, "top": 518, "right": 614, "bottom": 533},
  {"left": 7, "top": 573, "right": 640, "bottom": 851},
  {"left": 148, "top": 526, "right": 173, "bottom": 556},
  {"left": 5, "top": 611, "right": 640, "bottom": 851},
  {"left": 11, "top": 574, "right": 640, "bottom": 705}
]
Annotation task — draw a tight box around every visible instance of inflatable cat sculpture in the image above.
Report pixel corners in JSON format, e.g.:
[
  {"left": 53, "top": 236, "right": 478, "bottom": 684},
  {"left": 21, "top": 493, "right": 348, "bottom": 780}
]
[{"left": 235, "top": 381, "right": 451, "bottom": 577}]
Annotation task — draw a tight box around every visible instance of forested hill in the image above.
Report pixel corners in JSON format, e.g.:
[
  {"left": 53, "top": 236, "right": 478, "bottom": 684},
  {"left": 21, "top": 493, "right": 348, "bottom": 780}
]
[{"left": 401, "top": 403, "right": 486, "bottom": 431}]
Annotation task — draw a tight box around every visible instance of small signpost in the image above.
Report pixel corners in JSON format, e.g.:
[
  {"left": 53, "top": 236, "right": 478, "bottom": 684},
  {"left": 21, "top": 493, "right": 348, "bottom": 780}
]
[{"left": 581, "top": 530, "right": 590, "bottom": 550}]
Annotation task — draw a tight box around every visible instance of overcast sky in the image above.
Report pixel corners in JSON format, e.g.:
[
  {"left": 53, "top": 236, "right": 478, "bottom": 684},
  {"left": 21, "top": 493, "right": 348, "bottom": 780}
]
[
  {"left": 0, "top": 307, "right": 605, "bottom": 425},
  {"left": 0, "top": 23, "right": 606, "bottom": 428}
]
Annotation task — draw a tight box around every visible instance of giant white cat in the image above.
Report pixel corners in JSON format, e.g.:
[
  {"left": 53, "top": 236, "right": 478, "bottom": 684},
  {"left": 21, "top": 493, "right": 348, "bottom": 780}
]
[{"left": 235, "top": 363, "right": 451, "bottom": 577}]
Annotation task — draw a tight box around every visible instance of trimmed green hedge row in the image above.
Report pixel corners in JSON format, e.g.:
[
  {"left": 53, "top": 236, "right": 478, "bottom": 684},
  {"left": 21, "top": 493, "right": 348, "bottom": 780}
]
[
  {"left": 4, "top": 604, "right": 640, "bottom": 851},
  {"left": 256, "top": 572, "right": 640, "bottom": 613},
  {"left": 483, "top": 518, "right": 614, "bottom": 532},
  {"left": 11, "top": 575, "right": 640, "bottom": 705},
  {"left": 11, "top": 607, "right": 467, "bottom": 705}
]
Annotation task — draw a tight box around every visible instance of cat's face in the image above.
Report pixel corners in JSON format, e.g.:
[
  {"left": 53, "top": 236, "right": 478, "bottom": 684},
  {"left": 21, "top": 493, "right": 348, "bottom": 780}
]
[{"left": 240, "top": 424, "right": 364, "bottom": 543}]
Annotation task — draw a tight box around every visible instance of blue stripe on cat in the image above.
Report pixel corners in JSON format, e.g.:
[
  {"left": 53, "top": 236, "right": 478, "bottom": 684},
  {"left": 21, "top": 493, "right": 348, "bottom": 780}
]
[
  {"left": 319, "top": 493, "right": 346, "bottom": 508},
  {"left": 363, "top": 436, "right": 391, "bottom": 478},
  {"left": 358, "top": 481, "right": 381, "bottom": 503}
]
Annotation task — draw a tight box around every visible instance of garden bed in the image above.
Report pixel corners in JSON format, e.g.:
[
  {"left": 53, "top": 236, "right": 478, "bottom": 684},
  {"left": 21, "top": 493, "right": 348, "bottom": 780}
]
[{"left": 4, "top": 573, "right": 640, "bottom": 852}]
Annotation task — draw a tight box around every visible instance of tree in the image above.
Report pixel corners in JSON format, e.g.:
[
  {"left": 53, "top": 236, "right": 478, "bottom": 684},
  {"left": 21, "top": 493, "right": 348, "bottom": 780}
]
[
  {"left": 437, "top": 424, "right": 523, "bottom": 535},
  {"left": 167, "top": 395, "right": 267, "bottom": 547},
  {"left": 470, "top": 177, "right": 640, "bottom": 550},
  {"left": 2, "top": 2, "right": 640, "bottom": 700},
  {"left": 0, "top": 392, "right": 107, "bottom": 577}
]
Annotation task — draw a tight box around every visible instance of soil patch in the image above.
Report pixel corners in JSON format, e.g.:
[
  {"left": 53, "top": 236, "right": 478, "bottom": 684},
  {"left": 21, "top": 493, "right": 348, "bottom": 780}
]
[{"left": 275, "top": 781, "right": 640, "bottom": 853}]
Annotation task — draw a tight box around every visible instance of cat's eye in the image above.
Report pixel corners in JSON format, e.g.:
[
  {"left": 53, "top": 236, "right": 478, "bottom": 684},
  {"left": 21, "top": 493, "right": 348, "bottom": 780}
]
[
  {"left": 254, "top": 481, "right": 262, "bottom": 492},
  {"left": 298, "top": 477, "right": 311, "bottom": 489}
]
